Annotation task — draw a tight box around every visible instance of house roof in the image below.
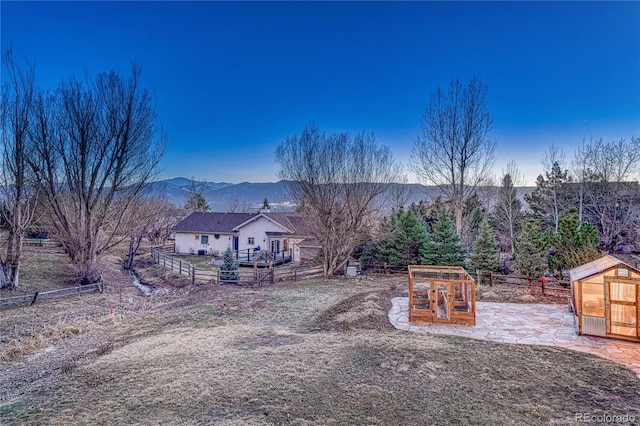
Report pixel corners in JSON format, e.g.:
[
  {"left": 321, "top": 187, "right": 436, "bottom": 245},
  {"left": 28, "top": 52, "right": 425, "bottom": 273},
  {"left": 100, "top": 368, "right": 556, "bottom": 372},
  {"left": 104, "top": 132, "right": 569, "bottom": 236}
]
[
  {"left": 263, "top": 212, "right": 314, "bottom": 238},
  {"left": 568, "top": 255, "right": 636, "bottom": 283},
  {"left": 171, "top": 212, "right": 255, "bottom": 234},
  {"left": 171, "top": 211, "right": 315, "bottom": 237},
  {"left": 233, "top": 213, "right": 294, "bottom": 233}
]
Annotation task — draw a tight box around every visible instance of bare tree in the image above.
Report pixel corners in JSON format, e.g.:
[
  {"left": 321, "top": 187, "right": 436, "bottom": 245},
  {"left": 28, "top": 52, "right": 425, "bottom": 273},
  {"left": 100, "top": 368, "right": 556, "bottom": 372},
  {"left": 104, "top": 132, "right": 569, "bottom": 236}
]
[
  {"left": 275, "top": 123, "right": 400, "bottom": 277},
  {"left": 578, "top": 137, "right": 640, "bottom": 251},
  {"left": 387, "top": 172, "right": 412, "bottom": 211},
  {"left": 123, "top": 196, "right": 177, "bottom": 269},
  {"left": 0, "top": 49, "right": 40, "bottom": 289},
  {"left": 30, "top": 64, "right": 166, "bottom": 283},
  {"left": 541, "top": 143, "right": 569, "bottom": 233},
  {"left": 492, "top": 161, "right": 524, "bottom": 256},
  {"left": 411, "top": 77, "right": 495, "bottom": 236},
  {"left": 572, "top": 141, "right": 587, "bottom": 223},
  {"left": 227, "top": 198, "right": 253, "bottom": 213}
]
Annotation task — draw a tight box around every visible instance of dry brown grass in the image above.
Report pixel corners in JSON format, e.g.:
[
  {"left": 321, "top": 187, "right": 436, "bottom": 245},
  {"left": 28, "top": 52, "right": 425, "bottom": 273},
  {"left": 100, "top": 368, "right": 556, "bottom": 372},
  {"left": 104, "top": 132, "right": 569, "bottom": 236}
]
[
  {"left": 4, "top": 246, "right": 75, "bottom": 294},
  {"left": 1, "top": 256, "right": 639, "bottom": 425}
]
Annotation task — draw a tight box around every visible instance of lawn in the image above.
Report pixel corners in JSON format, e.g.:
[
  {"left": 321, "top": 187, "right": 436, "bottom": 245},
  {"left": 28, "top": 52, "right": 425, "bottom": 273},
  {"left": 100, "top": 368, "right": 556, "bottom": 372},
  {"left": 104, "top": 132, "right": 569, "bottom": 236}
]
[{"left": 1, "top": 256, "right": 639, "bottom": 425}]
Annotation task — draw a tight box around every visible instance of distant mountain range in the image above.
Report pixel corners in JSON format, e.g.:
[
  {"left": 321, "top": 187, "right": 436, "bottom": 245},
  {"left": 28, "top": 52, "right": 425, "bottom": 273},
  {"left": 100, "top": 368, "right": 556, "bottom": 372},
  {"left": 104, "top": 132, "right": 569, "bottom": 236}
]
[
  {"left": 145, "top": 177, "right": 534, "bottom": 212},
  {"left": 144, "top": 178, "right": 297, "bottom": 211}
]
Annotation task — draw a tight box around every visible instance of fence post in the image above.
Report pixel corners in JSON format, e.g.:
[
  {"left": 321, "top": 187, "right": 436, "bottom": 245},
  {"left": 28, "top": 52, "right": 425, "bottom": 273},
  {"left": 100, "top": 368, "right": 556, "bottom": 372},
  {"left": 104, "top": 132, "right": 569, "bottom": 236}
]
[
  {"left": 217, "top": 267, "right": 220, "bottom": 285},
  {"left": 30, "top": 291, "right": 39, "bottom": 306},
  {"left": 191, "top": 265, "right": 195, "bottom": 284},
  {"left": 179, "top": 260, "right": 182, "bottom": 275},
  {"left": 489, "top": 272, "right": 493, "bottom": 287}
]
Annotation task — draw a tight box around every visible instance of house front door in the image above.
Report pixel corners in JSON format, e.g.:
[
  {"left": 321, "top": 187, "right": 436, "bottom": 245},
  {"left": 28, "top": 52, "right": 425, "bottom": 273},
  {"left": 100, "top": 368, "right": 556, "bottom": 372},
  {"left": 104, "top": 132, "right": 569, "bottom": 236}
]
[
  {"left": 233, "top": 237, "right": 239, "bottom": 251},
  {"left": 271, "top": 239, "right": 280, "bottom": 254}
]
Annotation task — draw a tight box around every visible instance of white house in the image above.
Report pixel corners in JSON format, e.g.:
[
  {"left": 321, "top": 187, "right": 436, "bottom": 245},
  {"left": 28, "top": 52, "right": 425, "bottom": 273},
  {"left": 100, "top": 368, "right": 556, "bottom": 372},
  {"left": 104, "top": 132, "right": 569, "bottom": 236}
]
[{"left": 171, "top": 211, "right": 320, "bottom": 263}]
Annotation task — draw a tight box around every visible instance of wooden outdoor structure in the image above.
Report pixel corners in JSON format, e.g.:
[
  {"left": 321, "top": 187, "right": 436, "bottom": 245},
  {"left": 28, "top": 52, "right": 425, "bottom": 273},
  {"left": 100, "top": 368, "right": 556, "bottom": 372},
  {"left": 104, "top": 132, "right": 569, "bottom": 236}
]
[
  {"left": 408, "top": 265, "right": 476, "bottom": 326},
  {"left": 570, "top": 255, "right": 640, "bottom": 341}
]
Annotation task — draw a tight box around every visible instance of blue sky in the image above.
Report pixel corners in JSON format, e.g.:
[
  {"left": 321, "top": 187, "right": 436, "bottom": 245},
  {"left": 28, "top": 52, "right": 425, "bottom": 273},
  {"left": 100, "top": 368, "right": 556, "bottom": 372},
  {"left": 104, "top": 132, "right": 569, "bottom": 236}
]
[{"left": 2, "top": 1, "right": 639, "bottom": 185}]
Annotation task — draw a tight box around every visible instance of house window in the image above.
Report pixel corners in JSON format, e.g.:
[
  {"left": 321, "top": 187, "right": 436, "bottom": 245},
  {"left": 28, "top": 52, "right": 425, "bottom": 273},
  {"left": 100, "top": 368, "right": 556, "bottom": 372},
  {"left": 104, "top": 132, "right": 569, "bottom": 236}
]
[
  {"left": 195, "top": 235, "right": 200, "bottom": 240},
  {"left": 201, "top": 235, "right": 209, "bottom": 245},
  {"left": 248, "top": 237, "right": 255, "bottom": 245}
]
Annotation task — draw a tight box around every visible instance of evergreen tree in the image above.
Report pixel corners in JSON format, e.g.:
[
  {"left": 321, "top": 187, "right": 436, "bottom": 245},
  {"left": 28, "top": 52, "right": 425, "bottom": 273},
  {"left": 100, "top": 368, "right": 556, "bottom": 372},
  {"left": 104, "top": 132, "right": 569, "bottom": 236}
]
[
  {"left": 185, "top": 193, "right": 210, "bottom": 212},
  {"left": 513, "top": 219, "right": 548, "bottom": 279},
  {"left": 470, "top": 216, "right": 500, "bottom": 272},
  {"left": 524, "top": 161, "right": 572, "bottom": 233},
  {"left": 381, "top": 209, "right": 431, "bottom": 266},
  {"left": 262, "top": 197, "right": 270, "bottom": 210},
  {"left": 220, "top": 246, "right": 239, "bottom": 282},
  {"left": 549, "top": 208, "right": 599, "bottom": 271},
  {"left": 462, "top": 198, "right": 485, "bottom": 248},
  {"left": 424, "top": 213, "right": 466, "bottom": 267}
]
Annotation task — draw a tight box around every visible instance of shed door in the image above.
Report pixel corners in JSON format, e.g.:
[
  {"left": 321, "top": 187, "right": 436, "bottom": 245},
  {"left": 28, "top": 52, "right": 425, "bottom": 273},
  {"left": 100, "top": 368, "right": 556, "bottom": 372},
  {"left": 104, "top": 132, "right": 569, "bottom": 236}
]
[{"left": 608, "top": 282, "right": 637, "bottom": 338}]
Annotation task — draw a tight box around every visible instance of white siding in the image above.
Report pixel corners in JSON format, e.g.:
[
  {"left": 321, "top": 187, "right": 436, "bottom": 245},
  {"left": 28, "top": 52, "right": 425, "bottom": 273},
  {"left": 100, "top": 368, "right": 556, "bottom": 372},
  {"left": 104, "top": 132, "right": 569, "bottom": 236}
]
[
  {"left": 173, "top": 215, "right": 306, "bottom": 262},
  {"left": 174, "top": 232, "right": 234, "bottom": 255},
  {"left": 237, "top": 216, "right": 289, "bottom": 251}
]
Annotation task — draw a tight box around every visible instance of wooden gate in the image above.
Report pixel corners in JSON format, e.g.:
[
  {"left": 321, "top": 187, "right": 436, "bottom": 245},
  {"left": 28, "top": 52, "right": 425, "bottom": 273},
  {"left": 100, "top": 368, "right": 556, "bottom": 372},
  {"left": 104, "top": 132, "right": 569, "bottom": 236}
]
[{"left": 254, "top": 268, "right": 274, "bottom": 287}]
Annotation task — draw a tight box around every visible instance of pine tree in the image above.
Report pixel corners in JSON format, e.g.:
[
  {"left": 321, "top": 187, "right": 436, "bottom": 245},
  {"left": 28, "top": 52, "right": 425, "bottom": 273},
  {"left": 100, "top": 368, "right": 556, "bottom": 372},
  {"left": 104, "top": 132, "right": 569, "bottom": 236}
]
[
  {"left": 220, "top": 246, "right": 239, "bottom": 282},
  {"left": 262, "top": 197, "right": 270, "bottom": 210},
  {"left": 524, "top": 161, "right": 572, "bottom": 233},
  {"left": 360, "top": 208, "right": 428, "bottom": 267},
  {"left": 424, "top": 213, "right": 466, "bottom": 266},
  {"left": 382, "top": 209, "right": 431, "bottom": 266},
  {"left": 470, "top": 217, "right": 500, "bottom": 272},
  {"left": 513, "top": 219, "right": 547, "bottom": 279},
  {"left": 185, "top": 193, "right": 210, "bottom": 212},
  {"left": 549, "top": 208, "right": 599, "bottom": 271}
]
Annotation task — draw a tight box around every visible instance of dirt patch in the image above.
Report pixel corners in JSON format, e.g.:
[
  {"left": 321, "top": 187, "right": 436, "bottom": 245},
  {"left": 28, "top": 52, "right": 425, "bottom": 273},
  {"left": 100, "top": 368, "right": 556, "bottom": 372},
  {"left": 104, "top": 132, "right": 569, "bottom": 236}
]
[{"left": 315, "top": 289, "right": 404, "bottom": 332}]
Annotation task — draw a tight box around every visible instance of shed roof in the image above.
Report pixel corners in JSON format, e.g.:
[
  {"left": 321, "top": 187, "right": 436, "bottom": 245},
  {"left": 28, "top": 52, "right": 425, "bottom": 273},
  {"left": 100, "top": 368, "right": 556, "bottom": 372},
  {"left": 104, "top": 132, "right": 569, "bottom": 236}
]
[{"left": 568, "top": 255, "right": 636, "bottom": 282}]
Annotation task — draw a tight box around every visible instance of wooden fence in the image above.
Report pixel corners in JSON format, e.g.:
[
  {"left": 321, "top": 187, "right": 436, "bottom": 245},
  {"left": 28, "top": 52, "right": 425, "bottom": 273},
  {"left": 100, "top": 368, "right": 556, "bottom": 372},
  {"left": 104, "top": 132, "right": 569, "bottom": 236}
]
[
  {"left": 363, "top": 263, "right": 409, "bottom": 276},
  {"left": 0, "top": 280, "right": 105, "bottom": 309},
  {"left": 150, "top": 248, "right": 324, "bottom": 286},
  {"left": 475, "top": 271, "right": 570, "bottom": 297},
  {"left": 361, "top": 263, "right": 570, "bottom": 297}
]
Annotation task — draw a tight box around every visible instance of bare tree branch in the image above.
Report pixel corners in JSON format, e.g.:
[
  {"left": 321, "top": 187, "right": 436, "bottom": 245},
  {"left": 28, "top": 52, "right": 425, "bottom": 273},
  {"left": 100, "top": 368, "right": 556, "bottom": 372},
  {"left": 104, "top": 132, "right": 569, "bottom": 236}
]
[
  {"left": 410, "top": 77, "right": 495, "bottom": 236},
  {"left": 30, "top": 64, "right": 166, "bottom": 283},
  {"left": 276, "top": 123, "right": 401, "bottom": 277}
]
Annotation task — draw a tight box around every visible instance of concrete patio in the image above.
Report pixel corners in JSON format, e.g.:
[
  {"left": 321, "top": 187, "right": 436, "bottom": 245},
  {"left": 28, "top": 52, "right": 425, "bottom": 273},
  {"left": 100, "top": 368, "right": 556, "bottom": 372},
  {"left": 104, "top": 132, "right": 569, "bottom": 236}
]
[{"left": 389, "top": 297, "right": 640, "bottom": 378}]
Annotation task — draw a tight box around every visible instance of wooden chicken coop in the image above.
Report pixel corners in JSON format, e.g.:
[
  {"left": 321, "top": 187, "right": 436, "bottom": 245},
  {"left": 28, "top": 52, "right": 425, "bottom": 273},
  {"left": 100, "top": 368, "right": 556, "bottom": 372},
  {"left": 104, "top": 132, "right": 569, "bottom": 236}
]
[
  {"left": 570, "top": 255, "right": 640, "bottom": 341},
  {"left": 408, "top": 265, "right": 476, "bottom": 325}
]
